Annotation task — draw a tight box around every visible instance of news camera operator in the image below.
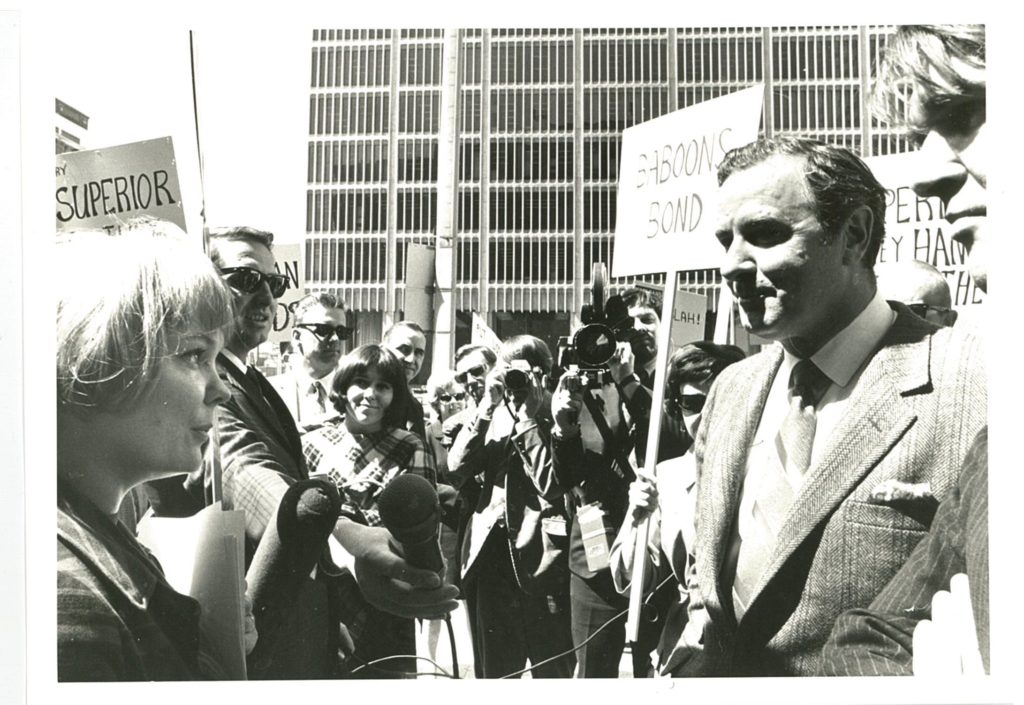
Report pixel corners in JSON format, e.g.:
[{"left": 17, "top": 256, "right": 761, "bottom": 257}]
[
  {"left": 550, "top": 285, "right": 676, "bottom": 677},
  {"left": 447, "top": 335, "right": 575, "bottom": 678}
]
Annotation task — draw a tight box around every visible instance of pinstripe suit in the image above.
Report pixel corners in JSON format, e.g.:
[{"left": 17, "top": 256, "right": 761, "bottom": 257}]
[
  {"left": 819, "top": 427, "right": 989, "bottom": 675},
  {"left": 684, "top": 305, "right": 987, "bottom": 676}
]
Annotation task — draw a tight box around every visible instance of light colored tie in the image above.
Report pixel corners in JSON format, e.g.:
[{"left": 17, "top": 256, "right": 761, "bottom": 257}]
[{"left": 732, "top": 360, "right": 830, "bottom": 618}]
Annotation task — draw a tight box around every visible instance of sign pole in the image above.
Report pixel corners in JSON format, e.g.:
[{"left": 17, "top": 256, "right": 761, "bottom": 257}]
[{"left": 625, "top": 271, "right": 678, "bottom": 643}]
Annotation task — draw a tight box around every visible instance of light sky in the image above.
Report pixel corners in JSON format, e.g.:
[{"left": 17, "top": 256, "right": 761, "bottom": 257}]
[{"left": 52, "top": 25, "right": 310, "bottom": 244}]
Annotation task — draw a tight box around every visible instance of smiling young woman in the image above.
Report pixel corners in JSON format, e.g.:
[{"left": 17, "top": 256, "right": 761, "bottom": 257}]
[
  {"left": 56, "top": 223, "right": 234, "bottom": 681},
  {"left": 300, "top": 344, "right": 437, "bottom": 677}
]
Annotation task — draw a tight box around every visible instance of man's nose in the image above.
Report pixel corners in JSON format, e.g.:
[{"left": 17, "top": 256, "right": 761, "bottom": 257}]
[
  {"left": 719, "top": 236, "right": 755, "bottom": 283},
  {"left": 910, "top": 132, "right": 968, "bottom": 206}
]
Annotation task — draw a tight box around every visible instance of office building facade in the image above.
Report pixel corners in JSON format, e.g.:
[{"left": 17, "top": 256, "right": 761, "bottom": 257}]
[{"left": 305, "top": 27, "right": 909, "bottom": 366}]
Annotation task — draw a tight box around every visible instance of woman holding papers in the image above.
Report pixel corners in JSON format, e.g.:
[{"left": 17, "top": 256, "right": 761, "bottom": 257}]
[{"left": 56, "top": 225, "right": 235, "bottom": 680}]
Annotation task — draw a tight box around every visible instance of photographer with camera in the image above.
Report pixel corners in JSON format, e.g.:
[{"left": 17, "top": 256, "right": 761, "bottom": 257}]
[
  {"left": 447, "top": 335, "right": 574, "bottom": 678},
  {"left": 551, "top": 283, "right": 676, "bottom": 677}
]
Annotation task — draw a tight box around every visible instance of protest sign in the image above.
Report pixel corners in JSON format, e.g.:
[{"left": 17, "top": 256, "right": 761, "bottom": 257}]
[
  {"left": 471, "top": 312, "right": 502, "bottom": 352},
  {"left": 56, "top": 137, "right": 187, "bottom": 234},
  {"left": 268, "top": 243, "right": 304, "bottom": 345},
  {"left": 866, "top": 153, "right": 984, "bottom": 309},
  {"left": 669, "top": 289, "right": 708, "bottom": 349},
  {"left": 613, "top": 85, "right": 764, "bottom": 278}
]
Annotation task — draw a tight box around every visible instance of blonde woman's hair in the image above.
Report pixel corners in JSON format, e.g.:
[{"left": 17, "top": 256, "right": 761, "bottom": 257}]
[{"left": 57, "top": 220, "right": 234, "bottom": 412}]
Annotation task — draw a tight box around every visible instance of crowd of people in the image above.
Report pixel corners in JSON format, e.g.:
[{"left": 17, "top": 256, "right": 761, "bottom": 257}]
[{"left": 56, "top": 24, "right": 991, "bottom": 680}]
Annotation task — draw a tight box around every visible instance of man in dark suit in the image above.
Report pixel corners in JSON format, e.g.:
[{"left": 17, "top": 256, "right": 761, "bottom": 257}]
[
  {"left": 204, "top": 227, "right": 457, "bottom": 678},
  {"left": 819, "top": 24, "right": 989, "bottom": 676},
  {"left": 448, "top": 335, "right": 574, "bottom": 678},
  {"left": 679, "top": 137, "right": 987, "bottom": 676}
]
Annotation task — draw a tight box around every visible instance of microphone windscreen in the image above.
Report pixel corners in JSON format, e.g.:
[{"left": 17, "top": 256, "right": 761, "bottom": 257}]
[{"left": 378, "top": 473, "right": 439, "bottom": 530}]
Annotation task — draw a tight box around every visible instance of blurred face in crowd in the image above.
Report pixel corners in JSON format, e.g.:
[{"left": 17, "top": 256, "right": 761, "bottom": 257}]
[
  {"left": 385, "top": 326, "right": 427, "bottom": 383},
  {"left": 454, "top": 349, "right": 494, "bottom": 404},
  {"left": 95, "top": 328, "right": 231, "bottom": 489},
  {"left": 678, "top": 380, "right": 711, "bottom": 440},
  {"left": 628, "top": 304, "right": 660, "bottom": 365},
  {"left": 906, "top": 64, "right": 988, "bottom": 291},
  {"left": 293, "top": 304, "right": 349, "bottom": 379},
  {"left": 716, "top": 155, "right": 864, "bottom": 355},
  {"left": 434, "top": 383, "right": 468, "bottom": 421},
  {"left": 216, "top": 238, "right": 279, "bottom": 358},
  {"left": 343, "top": 364, "right": 394, "bottom": 433}
]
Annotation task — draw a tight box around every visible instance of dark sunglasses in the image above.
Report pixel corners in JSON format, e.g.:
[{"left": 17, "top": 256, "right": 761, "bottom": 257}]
[
  {"left": 678, "top": 394, "right": 707, "bottom": 414},
  {"left": 437, "top": 391, "right": 467, "bottom": 403},
  {"left": 296, "top": 323, "right": 352, "bottom": 342},
  {"left": 220, "top": 266, "right": 290, "bottom": 298},
  {"left": 454, "top": 365, "right": 487, "bottom": 385},
  {"left": 906, "top": 303, "right": 958, "bottom": 325}
]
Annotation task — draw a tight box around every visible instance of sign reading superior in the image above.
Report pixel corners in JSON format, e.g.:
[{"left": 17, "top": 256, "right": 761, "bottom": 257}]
[{"left": 56, "top": 137, "right": 187, "bottom": 233}]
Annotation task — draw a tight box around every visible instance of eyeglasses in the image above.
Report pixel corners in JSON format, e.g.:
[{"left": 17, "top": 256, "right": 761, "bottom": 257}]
[
  {"left": 220, "top": 266, "right": 290, "bottom": 298},
  {"left": 437, "top": 391, "right": 467, "bottom": 403},
  {"left": 454, "top": 365, "right": 487, "bottom": 385},
  {"left": 906, "top": 303, "right": 958, "bottom": 326},
  {"left": 295, "top": 323, "right": 352, "bottom": 342},
  {"left": 678, "top": 394, "right": 707, "bottom": 414}
]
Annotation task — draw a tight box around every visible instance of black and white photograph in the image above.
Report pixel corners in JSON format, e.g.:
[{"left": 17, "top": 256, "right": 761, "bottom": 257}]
[{"left": 6, "top": 3, "right": 1021, "bottom": 704}]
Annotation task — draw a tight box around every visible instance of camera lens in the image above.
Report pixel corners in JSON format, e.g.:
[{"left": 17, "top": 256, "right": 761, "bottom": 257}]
[
  {"left": 573, "top": 324, "right": 616, "bottom": 367},
  {"left": 505, "top": 368, "right": 530, "bottom": 392}
]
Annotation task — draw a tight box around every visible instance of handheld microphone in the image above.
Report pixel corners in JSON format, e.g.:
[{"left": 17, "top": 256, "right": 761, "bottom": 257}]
[
  {"left": 377, "top": 474, "right": 444, "bottom": 575},
  {"left": 246, "top": 477, "right": 341, "bottom": 613}
]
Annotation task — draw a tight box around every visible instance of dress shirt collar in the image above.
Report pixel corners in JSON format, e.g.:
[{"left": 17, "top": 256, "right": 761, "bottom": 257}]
[
  {"left": 295, "top": 364, "right": 336, "bottom": 395},
  {"left": 220, "top": 348, "right": 248, "bottom": 376},
  {"left": 780, "top": 288, "right": 896, "bottom": 389}
]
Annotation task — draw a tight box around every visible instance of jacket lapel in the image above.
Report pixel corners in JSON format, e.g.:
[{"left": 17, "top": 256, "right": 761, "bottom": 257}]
[
  {"left": 701, "top": 346, "right": 783, "bottom": 619},
  {"left": 219, "top": 355, "right": 303, "bottom": 462},
  {"left": 744, "top": 310, "right": 933, "bottom": 610}
]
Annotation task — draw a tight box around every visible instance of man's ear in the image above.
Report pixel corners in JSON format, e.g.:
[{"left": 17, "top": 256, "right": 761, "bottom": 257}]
[{"left": 841, "top": 205, "right": 874, "bottom": 265}]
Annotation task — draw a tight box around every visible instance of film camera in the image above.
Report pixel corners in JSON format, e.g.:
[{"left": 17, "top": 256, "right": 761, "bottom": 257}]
[
  {"left": 503, "top": 359, "right": 535, "bottom": 394},
  {"left": 556, "top": 263, "right": 636, "bottom": 387}
]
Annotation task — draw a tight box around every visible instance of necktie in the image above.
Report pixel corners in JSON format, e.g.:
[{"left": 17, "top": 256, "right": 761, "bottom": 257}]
[
  {"left": 732, "top": 359, "right": 831, "bottom": 618},
  {"left": 309, "top": 380, "right": 327, "bottom": 414}
]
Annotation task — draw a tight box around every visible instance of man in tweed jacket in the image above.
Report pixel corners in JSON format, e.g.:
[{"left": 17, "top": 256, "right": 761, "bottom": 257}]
[{"left": 680, "top": 137, "right": 987, "bottom": 676}]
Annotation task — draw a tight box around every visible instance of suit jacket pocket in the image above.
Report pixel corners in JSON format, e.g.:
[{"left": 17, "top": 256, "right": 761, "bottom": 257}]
[
  {"left": 838, "top": 499, "right": 928, "bottom": 611},
  {"left": 512, "top": 510, "right": 570, "bottom": 596}
]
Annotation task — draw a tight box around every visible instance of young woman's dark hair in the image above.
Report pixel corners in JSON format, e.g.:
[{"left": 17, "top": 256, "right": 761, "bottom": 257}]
[{"left": 330, "top": 344, "right": 412, "bottom": 429}]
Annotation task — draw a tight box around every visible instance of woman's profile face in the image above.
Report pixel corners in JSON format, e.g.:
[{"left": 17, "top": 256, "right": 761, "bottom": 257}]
[
  {"left": 92, "top": 327, "right": 230, "bottom": 486},
  {"left": 344, "top": 365, "right": 394, "bottom": 432}
]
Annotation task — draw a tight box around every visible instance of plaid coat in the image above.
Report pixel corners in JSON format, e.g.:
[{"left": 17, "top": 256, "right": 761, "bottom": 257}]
[
  {"left": 57, "top": 482, "right": 203, "bottom": 681},
  {"left": 685, "top": 304, "right": 987, "bottom": 676}
]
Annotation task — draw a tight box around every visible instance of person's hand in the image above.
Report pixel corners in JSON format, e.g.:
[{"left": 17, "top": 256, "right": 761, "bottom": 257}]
[
  {"left": 912, "top": 573, "right": 985, "bottom": 676},
  {"left": 515, "top": 370, "right": 545, "bottom": 423},
  {"left": 551, "top": 372, "right": 583, "bottom": 432},
  {"left": 479, "top": 368, "right": 506, "bottom": 418},
  {"left": 348, "top": 525, "right": 460, "bottom": 620},
  {"left": 628, "top": 473, "right": 659, "bottom": 525},
  {"left": 608, "top": 341, "right": 636, "bottom": 384},
  {"left": 242, "top": 582, "right": 258, "bottom": 655}
]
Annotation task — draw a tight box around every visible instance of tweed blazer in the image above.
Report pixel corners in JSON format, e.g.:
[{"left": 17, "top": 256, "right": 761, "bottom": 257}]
[
  {"left": 686, "top": 303, "right": 987, "bottom": 676},
  {"left": 205, "top": 355, "right": 308, "bottom": 558},
  {"left": 818, "top": 426, "right": 989, "bottom": 675}
]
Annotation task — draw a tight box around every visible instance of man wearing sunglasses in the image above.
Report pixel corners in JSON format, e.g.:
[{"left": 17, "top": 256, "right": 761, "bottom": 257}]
[
  {"left": 197, "top": 227, "right": 457, "bottom": 678},
  {"left": 269, "top": 292, "right": 352, "bottom": 431},
  {"left": 877, "top": 260, "right": 959, "bottom": 328}
]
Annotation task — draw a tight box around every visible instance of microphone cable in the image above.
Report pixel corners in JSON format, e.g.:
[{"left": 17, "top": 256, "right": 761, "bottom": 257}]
[{"left": 498, "top": 572, "right": 677, "bottom": 679}]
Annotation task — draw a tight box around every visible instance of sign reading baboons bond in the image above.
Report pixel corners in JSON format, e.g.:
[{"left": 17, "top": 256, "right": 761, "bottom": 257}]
[
  {"left": 56, "top": 137, "right": 187, "bottom": 234},
  {"left": 613, "top": 85, "right": 764, "bottom": 278},
  {"left": 866, "top": 153, "right": 984, "bottom": 309}
]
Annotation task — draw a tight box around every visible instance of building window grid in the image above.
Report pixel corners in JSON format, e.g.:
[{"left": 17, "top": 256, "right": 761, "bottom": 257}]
[{"left": 309, "top": 27, "right": 913, "bottom": 308}]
